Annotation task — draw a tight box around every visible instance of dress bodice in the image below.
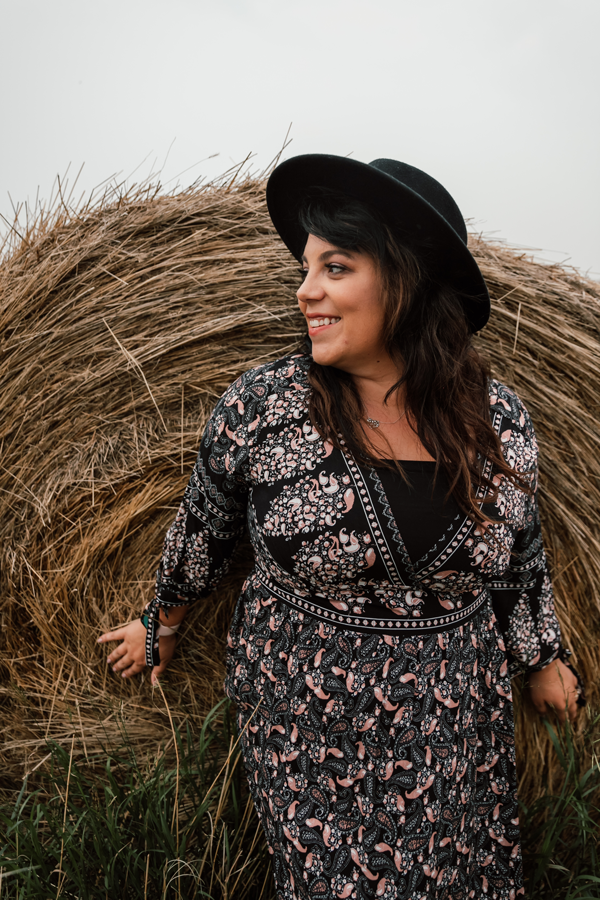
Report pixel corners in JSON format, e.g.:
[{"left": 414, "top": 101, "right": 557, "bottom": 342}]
[{"left": 155, "top": 352, "right": 560, "bottom": 670}]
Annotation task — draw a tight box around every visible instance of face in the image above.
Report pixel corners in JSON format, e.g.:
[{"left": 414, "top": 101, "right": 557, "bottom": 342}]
[{"left": 297, "top": 234, "right": 393, "bottom": 376}]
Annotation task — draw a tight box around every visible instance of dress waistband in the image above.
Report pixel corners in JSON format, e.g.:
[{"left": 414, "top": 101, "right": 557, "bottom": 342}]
[{"left": 253, "top": 567, "right": 489, "bottom": 636}]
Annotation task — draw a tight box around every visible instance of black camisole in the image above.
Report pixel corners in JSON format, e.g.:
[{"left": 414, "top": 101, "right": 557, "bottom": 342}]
[{"left": 377, "top": 461, "right": 464, "bottom": 566}]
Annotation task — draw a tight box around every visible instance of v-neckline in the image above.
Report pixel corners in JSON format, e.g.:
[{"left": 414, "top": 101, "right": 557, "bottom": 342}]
[
  {"left": 339, "top": 401, "right": 500, "bottom": 579},
  {"left": 340, "top": 451, "right": 481, "bottom": 579}
]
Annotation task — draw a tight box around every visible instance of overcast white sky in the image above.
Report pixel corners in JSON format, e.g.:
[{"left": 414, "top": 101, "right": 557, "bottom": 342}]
[{"left": 1, "top": 0, "right": 598, "bottom": 276}]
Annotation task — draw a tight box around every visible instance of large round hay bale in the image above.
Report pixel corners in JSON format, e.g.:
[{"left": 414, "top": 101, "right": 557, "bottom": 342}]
[{"left": 1, "top": 175, "right": 599, "bottom": 806}]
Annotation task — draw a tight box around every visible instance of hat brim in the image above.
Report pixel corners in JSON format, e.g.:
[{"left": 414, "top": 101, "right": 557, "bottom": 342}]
[{"left": 266, "top": 154, "right": 490, "bottom": 333}]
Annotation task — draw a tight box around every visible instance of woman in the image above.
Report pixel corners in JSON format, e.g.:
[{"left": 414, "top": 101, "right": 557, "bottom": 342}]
[{"left": 99, "top": 155, "right": 582, "bottom": 899}]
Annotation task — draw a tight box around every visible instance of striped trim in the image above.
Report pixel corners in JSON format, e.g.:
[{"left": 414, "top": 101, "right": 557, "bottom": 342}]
[{"left": 254, "top": 567, "right": 488, "bottom": 634}]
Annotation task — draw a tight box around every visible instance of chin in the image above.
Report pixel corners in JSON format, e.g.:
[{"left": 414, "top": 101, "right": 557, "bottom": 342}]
[{"left": 311, "top": 348, "right": 340, "bottom": 368}]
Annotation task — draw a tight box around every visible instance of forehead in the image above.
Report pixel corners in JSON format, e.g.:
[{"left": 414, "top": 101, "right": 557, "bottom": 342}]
[{"left": 301, "top": 234, "right": 360, "bottom": 262}]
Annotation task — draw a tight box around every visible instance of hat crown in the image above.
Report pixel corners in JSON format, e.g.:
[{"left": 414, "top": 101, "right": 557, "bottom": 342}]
[{"left": 368, "top": 159, "right": 468, "bottom": 245}]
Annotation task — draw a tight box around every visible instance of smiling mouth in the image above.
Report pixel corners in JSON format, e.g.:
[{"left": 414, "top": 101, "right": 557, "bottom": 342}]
[{"left": 308, "top": 316, "right": 341, "bottom": 329}]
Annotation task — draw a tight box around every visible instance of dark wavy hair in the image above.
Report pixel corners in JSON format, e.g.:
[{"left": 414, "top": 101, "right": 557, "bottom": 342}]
[{"left": 299, "top": 191, "right": 530, "bottom": 523}]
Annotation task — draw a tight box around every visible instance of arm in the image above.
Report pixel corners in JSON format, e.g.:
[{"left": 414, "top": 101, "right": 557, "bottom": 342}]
[
  {"left": 98, "top": 373, "right": 255, "bottom": 682},
  {"left": 490, "top": 514, "right": 579, "bottom": 723},
  {"left": 488, "top": 392, "right": 580, "bottom": 723}
]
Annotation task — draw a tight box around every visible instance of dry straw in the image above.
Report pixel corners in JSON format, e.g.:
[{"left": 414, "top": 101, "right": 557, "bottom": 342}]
[{"left": 1, "top": 168, "right": 599, "bottom": 809}]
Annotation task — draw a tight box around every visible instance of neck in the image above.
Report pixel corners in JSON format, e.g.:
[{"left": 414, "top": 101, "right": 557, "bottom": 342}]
[{"left": 351, "top": 362, "right": 405, "bottom": 412}]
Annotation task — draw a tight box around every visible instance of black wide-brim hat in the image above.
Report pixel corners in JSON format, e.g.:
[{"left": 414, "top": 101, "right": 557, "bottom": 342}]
[{"left": 266, "top": 154, "right": 490, "bottom": 333}]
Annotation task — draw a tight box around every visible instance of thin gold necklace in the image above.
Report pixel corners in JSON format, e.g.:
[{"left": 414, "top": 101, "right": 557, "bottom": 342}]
[{"left": 364, "top": 409, "right": 407, "bottom": 430}]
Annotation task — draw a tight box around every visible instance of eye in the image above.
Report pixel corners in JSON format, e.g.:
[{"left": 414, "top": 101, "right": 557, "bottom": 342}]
[
  {"left": 298, "top": 267, "right": 308, "bottom": 281},
  {"left": 327, "top": 263, "right": 346, "bottom": 275}
]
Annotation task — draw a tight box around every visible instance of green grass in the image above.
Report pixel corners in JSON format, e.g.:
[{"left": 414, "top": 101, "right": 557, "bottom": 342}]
[
  {"left": 0, "top": 700, "right": 273, "bottom": 900},
  {"left": 1, "top": 702, "right": 599, "bottom": 899},
  {"left": 520, "top": 711, "right": 600, "bottom": 899}
]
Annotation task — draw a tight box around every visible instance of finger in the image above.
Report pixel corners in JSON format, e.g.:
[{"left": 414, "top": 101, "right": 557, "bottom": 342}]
[
  {"left": 98, "top": 627, "right": 127, "bottom": 644},
  {"left": 151, "top": 658, "right": 172, "bottom": 686},
  {"left": 554, "top": 691, "right": 577, "bottom": 725},
  {"left": 568, "top": 694, "right": 579, "bottom": 723},
  {"left": 112, "top": 652, "right": 133, "bottom": 672},
  {"left": 106, "top": 643, "right": 128, "bottom": 665},
  {"left": 546, "top": 699, "right": 568, "bottom": 725},
  {"left": 121, "top": 660, "right": 146, "bottom": 679},
  {"left": 150, "top": 637, "right": 178, "bottom": 683},
  {"left": 530, "top": 694, "right": 547, "bottom": 716}
]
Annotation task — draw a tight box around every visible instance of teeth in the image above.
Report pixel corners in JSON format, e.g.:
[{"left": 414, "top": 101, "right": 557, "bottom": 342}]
[{"left": 309, "top": 317, "right": 341, "bottom": 328}]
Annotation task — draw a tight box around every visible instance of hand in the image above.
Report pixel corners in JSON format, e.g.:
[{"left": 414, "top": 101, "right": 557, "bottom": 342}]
[
  {"left": 527, "top": 657, "right": 580, "bottom": 724},
  {"left": 98, "top": 619, "right": 177, "bottom": 685}
]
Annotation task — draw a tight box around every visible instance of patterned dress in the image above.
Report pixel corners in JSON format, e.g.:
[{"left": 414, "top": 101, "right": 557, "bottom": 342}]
[{"left": 151, "top": 352, "right": 563, "bottom": 900}]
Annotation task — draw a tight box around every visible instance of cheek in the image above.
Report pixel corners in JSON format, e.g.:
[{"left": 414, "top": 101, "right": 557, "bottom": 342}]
[{"left": 345, "top": 299, "right": 385, "bottom": 344}]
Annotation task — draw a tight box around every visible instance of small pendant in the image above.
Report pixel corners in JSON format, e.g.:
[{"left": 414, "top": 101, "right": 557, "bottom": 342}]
[{"left": 366, "top": 417, "right": 380, "bottom": 429}]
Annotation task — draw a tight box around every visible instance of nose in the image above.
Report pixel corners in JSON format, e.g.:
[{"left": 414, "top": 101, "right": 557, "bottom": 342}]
[{"left": 297, "top": 269, "right": 325, "bottom": 305}]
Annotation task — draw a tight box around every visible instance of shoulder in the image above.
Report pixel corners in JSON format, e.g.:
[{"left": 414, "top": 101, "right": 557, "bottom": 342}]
[
  {"left": 234, "top": 352, "right": 310, "bottom": 393},
  {"left": 220, "top": 352, "right": 310, "bottom": 408},
  {"left": 489, "top": 380, "right": 534, "bottom": 433},
  {"left": 207, "top": 352, "right": 311, "bottom": 436},
  {"left": 488, "top": 379, "right": 538, "bottom": 470}
]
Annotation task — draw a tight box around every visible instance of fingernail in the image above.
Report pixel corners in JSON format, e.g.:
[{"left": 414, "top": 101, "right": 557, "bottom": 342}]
[{"left": 121, "top": 673, "right": 127, "bottom": 679}]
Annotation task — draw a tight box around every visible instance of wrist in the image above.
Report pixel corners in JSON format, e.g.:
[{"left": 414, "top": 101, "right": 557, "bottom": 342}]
[
  {"left": 141, "top": 604, "right": 189, "bottom": 626},
  {"left": 158, "top": 605, "right": 188, "bottom": 626},
  {"left": 140, "top": 612, "right": 183, "bottom": 637},
  {"left": 528, "top": 659, "right": 575, "bottom": 689},
  {"left": 157, "top": 623, "right": 180, "bottom": 637}
]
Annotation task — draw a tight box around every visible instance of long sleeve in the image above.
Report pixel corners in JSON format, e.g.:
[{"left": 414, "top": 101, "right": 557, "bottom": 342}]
[
  {"left": 487, "top": 385, "right": 561, "bottom": 673},
  {"left": 153, "top": 376, "right": 256, "bottom": 609}
]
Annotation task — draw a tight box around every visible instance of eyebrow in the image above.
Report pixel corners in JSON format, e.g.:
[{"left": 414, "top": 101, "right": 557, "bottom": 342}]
[{"left": 301, "top": 248, "right": 357, "bottom": 264}]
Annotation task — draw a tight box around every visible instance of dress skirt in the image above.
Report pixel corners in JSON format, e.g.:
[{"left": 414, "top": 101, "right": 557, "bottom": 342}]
[{"left": 226, "top": 583, "right": 523, "bottom": 900}]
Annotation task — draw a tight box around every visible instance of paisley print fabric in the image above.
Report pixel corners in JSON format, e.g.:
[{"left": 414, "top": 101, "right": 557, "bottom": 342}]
[
  {"left": 154, "top": 353, "right": 563, "bottom": 898},
  {"left": 230, "top": 590, "right": 518, "bottom": 900}
]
